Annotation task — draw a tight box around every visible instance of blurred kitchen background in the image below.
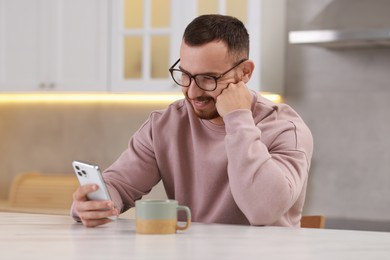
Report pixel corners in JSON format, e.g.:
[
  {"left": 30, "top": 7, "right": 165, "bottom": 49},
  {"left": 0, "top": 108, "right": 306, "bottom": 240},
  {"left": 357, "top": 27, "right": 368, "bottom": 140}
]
[{"left": 1, "top": 0, "right": 389, "bottom": 231}]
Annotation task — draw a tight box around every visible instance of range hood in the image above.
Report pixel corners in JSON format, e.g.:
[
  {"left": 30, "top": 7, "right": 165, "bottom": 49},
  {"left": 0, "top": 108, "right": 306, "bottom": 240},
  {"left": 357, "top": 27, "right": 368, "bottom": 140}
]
[{"left": 289, "top": 29, "right": 390, "bottom": 48}]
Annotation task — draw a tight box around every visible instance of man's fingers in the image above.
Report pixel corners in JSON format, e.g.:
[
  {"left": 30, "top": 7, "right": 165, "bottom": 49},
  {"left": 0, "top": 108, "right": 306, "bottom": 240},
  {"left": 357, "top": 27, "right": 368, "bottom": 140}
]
[
  {"left": 72, "top": 184, "right": 119, "bottom": 227},
  {"left": 216, "top": 81, "right": 251, "bottom": 117},
  {"left": 81, "top": 217, "right": 113, "bottom": 228},
  {"left": 72, "top": 184, "right": 98, "bottom": 201},
  {"left": 77, "top": 207, "right": 117, "bottom": 221},
  {"left": 76, "top": 202, "right": 119, "bottom": 227}
]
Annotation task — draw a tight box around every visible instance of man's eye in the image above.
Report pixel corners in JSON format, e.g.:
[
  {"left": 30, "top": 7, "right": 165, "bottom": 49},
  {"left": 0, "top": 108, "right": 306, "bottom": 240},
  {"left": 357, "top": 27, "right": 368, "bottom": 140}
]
[{"left": 199, "top": 75, "right": 215, "bottom": 81}]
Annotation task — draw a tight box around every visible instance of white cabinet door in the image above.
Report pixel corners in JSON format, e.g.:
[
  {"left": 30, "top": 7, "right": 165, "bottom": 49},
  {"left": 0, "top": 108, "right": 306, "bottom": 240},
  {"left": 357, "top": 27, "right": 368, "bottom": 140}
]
[
  {"left": 110, "top": 0, "right": 181, "bottom": 93},
  {"left": 0, "top": 0, "right": 45, "bottom": 91},
  {"left": 0, "top": 0, "right": 109, "bottom": 92},
  {"left": 48, "top": 0, "right": 108, "bottom": 91}
]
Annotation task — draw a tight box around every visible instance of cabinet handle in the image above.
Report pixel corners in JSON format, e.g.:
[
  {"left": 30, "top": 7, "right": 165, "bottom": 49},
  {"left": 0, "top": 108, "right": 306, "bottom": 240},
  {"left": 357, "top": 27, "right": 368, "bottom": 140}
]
[{"left": 38, "top": 82, "right": 56, "bottom": 89}]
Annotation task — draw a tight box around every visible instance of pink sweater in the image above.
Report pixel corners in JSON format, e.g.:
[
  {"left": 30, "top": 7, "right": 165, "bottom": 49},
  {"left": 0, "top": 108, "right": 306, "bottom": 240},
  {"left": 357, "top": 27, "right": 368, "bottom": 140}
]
[{"left": 88, "top": 91, "right": 313, "bottom": 227}]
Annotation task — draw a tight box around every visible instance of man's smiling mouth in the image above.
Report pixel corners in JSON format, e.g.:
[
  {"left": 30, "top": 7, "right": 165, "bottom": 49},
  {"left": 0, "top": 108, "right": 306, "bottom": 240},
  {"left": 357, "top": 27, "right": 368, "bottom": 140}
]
[{"left": 194, "top": 96, "right": 213, "bottom": 104}]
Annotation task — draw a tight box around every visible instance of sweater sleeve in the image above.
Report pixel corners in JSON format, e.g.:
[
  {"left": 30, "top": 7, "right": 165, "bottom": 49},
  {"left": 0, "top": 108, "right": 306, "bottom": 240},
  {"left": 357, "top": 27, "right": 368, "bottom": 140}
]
[
  {"left": 101, "top": 118, "right": 162, "bottom": 213},
  {"left": 224, "top": 109, "right": 313, "bottom": 226}
]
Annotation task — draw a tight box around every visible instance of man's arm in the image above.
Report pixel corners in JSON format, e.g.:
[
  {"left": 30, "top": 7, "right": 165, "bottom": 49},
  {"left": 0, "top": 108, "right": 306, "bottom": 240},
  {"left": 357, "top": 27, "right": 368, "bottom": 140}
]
[
  {"left": 71, "top": 118, "right": 162, "bottom": 227},
  {"left": 100, "top": 119, "right": 162, "bottom": 214},
  {"left": 216, "top": 83, "right": 313, "bottom": 225},
  {"left": 224, "top": 109, "right": 312, "bottom": 225}
]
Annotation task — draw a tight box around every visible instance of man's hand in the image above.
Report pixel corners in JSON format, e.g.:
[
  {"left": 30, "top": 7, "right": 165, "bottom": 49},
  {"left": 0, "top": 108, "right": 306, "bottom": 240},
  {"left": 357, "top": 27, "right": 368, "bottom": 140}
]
[
  {"left": 72, "top": 184, "right": 119, "bottom": 227},
  {"left": 215, "top": 81, "right": 252, "bottom": 118}
]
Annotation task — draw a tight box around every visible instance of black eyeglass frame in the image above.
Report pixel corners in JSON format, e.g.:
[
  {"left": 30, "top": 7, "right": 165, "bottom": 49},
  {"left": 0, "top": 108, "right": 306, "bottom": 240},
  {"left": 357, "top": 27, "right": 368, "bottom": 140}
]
[{"left": 169, "top": 58, "right": 248, "bottom": 91}]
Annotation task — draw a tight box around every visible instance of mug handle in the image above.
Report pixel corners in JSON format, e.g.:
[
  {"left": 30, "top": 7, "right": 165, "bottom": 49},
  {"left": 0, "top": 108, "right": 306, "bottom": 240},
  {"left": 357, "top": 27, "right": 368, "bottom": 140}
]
[{"left": 176, "top": 205, "right": 191, "bottom": 231}]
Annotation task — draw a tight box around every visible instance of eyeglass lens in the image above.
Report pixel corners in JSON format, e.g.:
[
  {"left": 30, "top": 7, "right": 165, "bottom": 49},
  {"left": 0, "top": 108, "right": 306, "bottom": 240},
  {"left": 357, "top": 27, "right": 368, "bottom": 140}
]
[{"left": 171, "top": 70, "right": 217, "bottom": 91}]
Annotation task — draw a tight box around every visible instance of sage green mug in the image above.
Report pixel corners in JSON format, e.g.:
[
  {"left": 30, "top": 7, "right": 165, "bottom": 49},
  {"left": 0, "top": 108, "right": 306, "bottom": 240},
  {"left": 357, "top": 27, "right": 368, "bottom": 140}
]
[{"left": 135, "top": 199, "right": 191, "bottom": 234}]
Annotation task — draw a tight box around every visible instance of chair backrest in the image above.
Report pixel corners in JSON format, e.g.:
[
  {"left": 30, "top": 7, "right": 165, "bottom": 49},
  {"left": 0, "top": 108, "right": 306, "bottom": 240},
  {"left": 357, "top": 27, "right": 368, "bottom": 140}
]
[
  {"left": 301, "top": 215, "right": 326, "bottom": 228},
  {"left": 8, "top": 172, "right": 79, "bottom": 210}
]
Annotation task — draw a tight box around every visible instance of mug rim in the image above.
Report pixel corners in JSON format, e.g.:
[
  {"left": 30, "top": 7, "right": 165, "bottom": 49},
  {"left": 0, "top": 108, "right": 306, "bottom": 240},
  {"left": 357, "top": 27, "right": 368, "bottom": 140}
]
[{"left": 136, "top": 199, "right": 177, "bottom": 205}]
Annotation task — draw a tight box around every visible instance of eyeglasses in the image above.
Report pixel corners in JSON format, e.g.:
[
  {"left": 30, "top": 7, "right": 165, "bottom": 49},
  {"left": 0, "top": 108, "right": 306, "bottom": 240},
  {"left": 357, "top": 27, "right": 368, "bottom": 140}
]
[{"left": 169, "top": 58, "right": 248, "bottom": 91}]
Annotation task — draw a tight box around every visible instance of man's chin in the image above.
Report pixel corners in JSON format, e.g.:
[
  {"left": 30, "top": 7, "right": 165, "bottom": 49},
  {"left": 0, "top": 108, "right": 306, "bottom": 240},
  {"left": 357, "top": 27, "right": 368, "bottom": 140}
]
[
  {"left": 185, "top": 96, "right": 220, "bottom": 120},
  {"left": 193, "top": 109, "right": 220, "bottom": 120}
]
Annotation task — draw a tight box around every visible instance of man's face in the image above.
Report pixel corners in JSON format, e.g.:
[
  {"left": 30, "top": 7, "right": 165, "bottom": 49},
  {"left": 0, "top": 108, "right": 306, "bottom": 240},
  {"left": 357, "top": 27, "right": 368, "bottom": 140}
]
[{"left": 179, "top": 41, "right": 240, "bottom": 124}]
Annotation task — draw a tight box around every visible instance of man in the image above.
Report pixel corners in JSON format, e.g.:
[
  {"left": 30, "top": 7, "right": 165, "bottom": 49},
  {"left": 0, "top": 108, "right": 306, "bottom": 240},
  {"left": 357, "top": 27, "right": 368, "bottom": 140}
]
[{"left": 72, "top": 14, "right": 313, "bottom": 228}]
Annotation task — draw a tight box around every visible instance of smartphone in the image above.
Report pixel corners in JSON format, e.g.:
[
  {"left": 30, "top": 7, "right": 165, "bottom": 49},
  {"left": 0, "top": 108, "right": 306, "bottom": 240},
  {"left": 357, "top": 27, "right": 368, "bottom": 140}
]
[{"left": 72, "top": 160, "right": 117, "bottom": 220}]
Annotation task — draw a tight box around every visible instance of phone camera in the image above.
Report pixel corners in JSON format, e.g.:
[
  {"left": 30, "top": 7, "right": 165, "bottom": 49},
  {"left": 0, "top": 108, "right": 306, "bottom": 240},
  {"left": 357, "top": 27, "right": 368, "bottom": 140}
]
[{"left": 76, "top": 170, "right": 87, "bottom": 177}]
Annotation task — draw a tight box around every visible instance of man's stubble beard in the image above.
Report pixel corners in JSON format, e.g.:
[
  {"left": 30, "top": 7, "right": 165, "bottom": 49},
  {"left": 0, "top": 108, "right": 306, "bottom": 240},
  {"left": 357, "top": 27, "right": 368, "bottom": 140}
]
[{"left": 185, "top": 95, "right": 220, "bottom": 120}]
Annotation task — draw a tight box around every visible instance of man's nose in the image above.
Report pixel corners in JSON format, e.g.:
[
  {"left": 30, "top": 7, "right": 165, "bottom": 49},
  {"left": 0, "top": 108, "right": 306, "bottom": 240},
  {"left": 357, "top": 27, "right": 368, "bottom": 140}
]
[{"left": 186, "top": 79, "right": 203, "bottom": 98}]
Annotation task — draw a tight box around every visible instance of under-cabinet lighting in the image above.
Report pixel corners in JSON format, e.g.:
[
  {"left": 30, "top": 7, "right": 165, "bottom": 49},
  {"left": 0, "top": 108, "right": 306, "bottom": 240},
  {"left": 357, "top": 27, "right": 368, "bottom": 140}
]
[{"left": 0, "top": 92, "right": 282, "bottom": 104}]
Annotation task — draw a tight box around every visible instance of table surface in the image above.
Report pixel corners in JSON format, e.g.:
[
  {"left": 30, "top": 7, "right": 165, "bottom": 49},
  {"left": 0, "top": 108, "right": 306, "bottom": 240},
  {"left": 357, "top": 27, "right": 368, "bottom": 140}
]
[{"left": 1, "top": 212, "right": 390, "bottom": 260}]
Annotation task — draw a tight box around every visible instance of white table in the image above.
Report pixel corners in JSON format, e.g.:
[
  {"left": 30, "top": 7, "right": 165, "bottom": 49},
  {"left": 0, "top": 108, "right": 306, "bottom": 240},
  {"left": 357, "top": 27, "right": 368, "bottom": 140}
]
[{"left": 1, "top": 212, "right": 390, "bottom": 259}]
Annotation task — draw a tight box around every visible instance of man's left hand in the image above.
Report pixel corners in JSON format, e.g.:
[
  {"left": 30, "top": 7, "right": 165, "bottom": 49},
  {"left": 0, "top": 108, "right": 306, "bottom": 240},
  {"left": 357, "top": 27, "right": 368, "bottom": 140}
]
[{"left": 215, "top": 81, "right": 252, "bottom": 118}]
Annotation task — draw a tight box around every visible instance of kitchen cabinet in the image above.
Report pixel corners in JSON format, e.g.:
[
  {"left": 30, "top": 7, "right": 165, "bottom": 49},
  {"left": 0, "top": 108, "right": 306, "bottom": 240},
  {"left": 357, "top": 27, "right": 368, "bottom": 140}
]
[
  {"left": 0, "top": 0, "right": 108, "bottom": 92},
  {"left": 111, "top": 0, "right": 285, "bottom": 94},
  {"left": 110, "top": 0, "right": 181, "bottom": 93},
  {"left": 0, "top": 0, "right": 285, "bottom": 94}
]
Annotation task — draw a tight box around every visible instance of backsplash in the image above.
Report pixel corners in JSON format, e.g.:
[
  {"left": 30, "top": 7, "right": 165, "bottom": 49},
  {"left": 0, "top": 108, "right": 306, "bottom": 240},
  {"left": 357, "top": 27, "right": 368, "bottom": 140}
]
[{"left": 0, "top": 102, "right": 168, "bottom": 199}]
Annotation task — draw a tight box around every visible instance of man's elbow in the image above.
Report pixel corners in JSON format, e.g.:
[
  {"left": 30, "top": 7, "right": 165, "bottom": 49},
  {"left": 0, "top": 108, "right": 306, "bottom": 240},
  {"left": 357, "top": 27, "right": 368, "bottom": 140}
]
[{"left": 244, "top": 193, "right": 292, "bottom": 226}]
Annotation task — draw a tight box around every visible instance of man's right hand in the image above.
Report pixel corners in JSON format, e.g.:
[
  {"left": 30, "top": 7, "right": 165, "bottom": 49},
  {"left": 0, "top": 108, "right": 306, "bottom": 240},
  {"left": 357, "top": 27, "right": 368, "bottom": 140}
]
[{"left": 72, "top": 184, "right": 119, "bottom": 227}]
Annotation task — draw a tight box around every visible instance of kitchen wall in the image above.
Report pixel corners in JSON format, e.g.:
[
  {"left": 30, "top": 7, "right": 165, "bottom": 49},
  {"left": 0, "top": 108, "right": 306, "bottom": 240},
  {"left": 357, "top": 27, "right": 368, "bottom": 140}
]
[
  {"left": 0, "top": 102, "right": 169, "bottom": 201},
  {"left": 285, "top": 0, "right": 390, "bottom": 229}
]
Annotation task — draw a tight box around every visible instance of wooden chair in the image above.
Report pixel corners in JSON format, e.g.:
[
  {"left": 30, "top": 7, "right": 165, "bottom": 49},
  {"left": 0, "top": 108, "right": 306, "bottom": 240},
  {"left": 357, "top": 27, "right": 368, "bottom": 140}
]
[
  {"left": 7, "top": 172, "right": 79, "bottom": 212},
  {"left": 301, "top": 215, "right": 326, "bottom": 228}
]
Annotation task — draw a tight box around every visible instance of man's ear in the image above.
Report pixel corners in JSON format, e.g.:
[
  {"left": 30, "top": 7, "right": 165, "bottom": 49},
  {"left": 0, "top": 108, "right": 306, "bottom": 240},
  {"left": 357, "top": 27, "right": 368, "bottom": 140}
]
[{"left": 241, "top": 60, "right": 255, "bottom": 83}]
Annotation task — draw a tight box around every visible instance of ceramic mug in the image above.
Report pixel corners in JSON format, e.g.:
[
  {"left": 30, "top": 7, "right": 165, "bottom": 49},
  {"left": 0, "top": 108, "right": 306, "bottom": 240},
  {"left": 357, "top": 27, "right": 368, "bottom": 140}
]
[{"left": 135, "top": 199, "right": 191, "bottom": 234}]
